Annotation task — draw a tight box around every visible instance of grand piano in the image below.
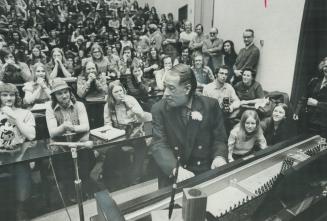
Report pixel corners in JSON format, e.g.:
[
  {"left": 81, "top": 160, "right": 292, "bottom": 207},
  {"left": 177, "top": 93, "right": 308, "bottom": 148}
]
[{"left": 93, "top": 134, "right": 327, "bottom": 221}]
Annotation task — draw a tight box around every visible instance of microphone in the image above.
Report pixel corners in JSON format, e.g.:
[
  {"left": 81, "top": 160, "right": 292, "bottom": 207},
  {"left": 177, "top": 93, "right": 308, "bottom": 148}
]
[{"left": 49, "top": 141, "right": 94, "bottom": 149}]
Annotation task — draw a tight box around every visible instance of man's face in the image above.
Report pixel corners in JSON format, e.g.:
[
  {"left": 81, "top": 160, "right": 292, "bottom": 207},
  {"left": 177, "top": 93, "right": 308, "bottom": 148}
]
[
  {"left": 54, "top": 88, "right": 70, "bottom": 107},
  {"left": 243, "top": 31, "right": 254, "bottom": 46},
  {"left": 163, "top": 72, "right": 190, "bottom": 108},
  {"left": 209, "top": 28, "right": 218, "bottom": 41},
  {"left": 0, "top": 92, "right": 15, "bottom": 107},
  {"left": 92, "top": 48, "right": 102, "bottom": 59},
  {"left": 163, "top": 58, "right": 172, "bottom": 70},
  {"left": 123, "top": 49, "right": 132, "bottom": 59},
  {"left": 194, "top": 56, "right": 203, "bottom": 68},
  {"left": 184, "top": 22, "right": 192, "bottom": 32},
  {"left": 195, "top": 26, "right": 202, "bottom": 35},
  {"left": 13, "top": 33, "right": 19, "bottom": 40},
  {"left": 216, "top": 68, "right": 229, "bottom": 84}
]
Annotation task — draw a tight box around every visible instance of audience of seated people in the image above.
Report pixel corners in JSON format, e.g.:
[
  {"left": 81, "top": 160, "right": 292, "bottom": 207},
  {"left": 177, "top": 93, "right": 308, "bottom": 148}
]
[{"left": 0, "top": 0, "right": 313, "bottom": 219}]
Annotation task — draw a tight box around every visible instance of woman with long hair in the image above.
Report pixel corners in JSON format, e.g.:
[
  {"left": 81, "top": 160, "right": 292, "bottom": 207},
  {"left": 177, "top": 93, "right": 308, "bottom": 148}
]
[
  {"left": 143, "top": 47, "right": 161, "bottom": 82},
  {"left": 77, "top": 60, "right": 107, "bottom": 99},
  {"left": 82, "top": 44, "right": 111, "bottom": 74},
  {"left": 228, "top": 110, "right": 267, "bottom": 162},
  {"left": 162, "top": 21, "right": 179, "bottom": 62},
  {"left": 27, "top": 46, "right": 47, "bottom": 67},
  {"left": 102, "top": 80, "right": 150, "bottom": 185},
  {"left": 46, "top": 47, "right": 72, "bottom": 79},
  {"left": 222, "top": 40, "right": 237, "bottom": 83},
  {"left": 23, "top": 62, "right": 51, "bottom": 105},
  {"left": 0, "top": 83, "right": 35, "bottom": 219},
  {"left": 0, "top": 47, "right": 32, "bottom": 83},
  {"left": 261, "top": 103, "right": 289, "bottom": 145}
]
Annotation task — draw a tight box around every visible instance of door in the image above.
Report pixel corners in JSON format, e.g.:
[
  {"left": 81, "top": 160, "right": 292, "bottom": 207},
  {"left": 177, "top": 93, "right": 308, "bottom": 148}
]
[{"left": 194, "top": 0, "right": 214, "bottom": 33}]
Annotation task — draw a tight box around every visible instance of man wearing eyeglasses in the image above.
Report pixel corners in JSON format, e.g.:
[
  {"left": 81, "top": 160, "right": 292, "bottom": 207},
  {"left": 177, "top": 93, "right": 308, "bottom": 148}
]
[
  {"left": 202, "top": 27, "right": 224, "bottom": 73},
  {"left": 233, "top": 29, "right": 260, "bottom": 84}
]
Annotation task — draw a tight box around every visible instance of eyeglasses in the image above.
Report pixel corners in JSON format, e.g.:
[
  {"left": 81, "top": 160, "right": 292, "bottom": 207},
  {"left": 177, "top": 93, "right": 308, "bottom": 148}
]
[{"left": 209, "top": 32, "right": 217, "bottom": 36}]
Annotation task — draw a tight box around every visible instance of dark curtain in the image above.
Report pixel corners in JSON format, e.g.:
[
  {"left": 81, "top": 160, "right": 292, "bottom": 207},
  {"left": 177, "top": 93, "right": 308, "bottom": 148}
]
[
  {"left": 291, "top": 0, "right": 327, "bottom": 107},
  {"left": 290, "top": 0, "right": 327, "bottom": 135}
]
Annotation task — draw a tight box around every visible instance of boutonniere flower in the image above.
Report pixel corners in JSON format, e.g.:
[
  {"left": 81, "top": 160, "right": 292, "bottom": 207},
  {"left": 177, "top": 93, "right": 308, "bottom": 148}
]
[{"left": 191, "top": 111, "right": 203, "bottom": 122}]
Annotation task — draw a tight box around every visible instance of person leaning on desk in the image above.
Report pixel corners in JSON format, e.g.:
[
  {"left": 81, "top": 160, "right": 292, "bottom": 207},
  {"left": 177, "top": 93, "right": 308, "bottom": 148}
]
[
  {"left": 98, "top": 80, "right": 151, "bottom": 186},
  {"left": 150, "top": 64, "right": 228, "bottom": 188},
  {"left": 0, "top": 83, "right": 35, "bottom": 220},
  {"left": 45, "top": 78, "right": 96, "bottom": 201}
]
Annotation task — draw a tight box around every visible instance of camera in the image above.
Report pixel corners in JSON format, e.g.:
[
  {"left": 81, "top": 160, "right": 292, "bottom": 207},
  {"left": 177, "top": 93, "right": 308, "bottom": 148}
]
[{"left": 222, "top": 97, "right": 230, "bottom": 112}]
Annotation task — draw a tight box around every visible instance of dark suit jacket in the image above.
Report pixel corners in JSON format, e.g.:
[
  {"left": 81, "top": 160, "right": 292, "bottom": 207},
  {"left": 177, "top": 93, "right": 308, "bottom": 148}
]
[
  {"left": 295, "top": 77, "right": 327, "bottom": 128},
  {"left": 150, "top": 95, "right": 228, "bottom": 179}
]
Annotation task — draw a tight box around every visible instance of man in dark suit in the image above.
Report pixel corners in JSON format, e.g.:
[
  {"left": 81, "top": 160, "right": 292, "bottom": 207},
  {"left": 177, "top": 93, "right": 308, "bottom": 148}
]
[
  {"left": 294, "top": 58, "right": 327, "bottom": 139},
  {"left": 150, "top": 64, "right": 228, "bottom": 187}
]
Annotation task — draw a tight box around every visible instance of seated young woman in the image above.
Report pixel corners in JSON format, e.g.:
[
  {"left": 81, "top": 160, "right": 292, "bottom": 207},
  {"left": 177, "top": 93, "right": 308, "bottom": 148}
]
[
  {"left": 260, "top": 103, "right": 289, "bottom": 146},
  {"left": 154, "top": 55, "right": 173, "bottom": 90},
  {"left": 122, "top": 65, "right": 151, "bottom": 97},
  {"left": 143, "top": 47, "right": 161, "bottom": 86},
  {"left": 228, "top": 110, "right": 267, "bottom": 162},
  {"left": 81, "top": 44, "right": 111, "bottom": 75},
  {"left": 0, "top": 48, "right": 32, "bottom": 84},
  {"left": 102, "top": 80, "right": 151, "bottom": 186},
  {"left": 0, "top": 83, "right": 35, "bottom": 219},
  {"left": 45, "top": 78, "right": 95, "bottom": 200},
  {"left": 23, "top": 63, "right": 51, "bottom": 106},
  {"left": 77, "top": 60, "right": 107, "bottom": 100},
  {"left": 234, "top": 68, "right": 265, "bottom": 107},
  {"left": 45, "top": 48, "right": 72, "bottom": 80}
]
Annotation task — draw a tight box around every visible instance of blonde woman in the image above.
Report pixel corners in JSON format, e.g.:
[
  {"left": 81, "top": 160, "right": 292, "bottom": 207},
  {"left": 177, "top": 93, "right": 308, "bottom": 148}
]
[{"left": 23, "top": 63, "right": 51, "bottom": 105}]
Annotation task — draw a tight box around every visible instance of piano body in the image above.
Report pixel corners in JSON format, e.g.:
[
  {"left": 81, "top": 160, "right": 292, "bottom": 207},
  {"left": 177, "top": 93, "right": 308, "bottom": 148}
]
[{"left": 94, "top": 135, "right": 327, "bottom": 221}]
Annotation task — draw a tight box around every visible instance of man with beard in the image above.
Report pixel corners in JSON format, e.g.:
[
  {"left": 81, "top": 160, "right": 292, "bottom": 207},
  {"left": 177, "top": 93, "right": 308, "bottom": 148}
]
[
  {"left": 150, "top": 64, "right": 227, "bottom": 187},
  {"left": 148, "top": 23, "right": 163, "bottom": 52},
  {"left": 45, "top": 78, "right": 95, "bottom": 201}
]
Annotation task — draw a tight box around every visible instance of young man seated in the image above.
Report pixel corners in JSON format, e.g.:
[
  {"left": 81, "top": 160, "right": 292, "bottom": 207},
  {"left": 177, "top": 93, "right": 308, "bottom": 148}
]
[
  {"left": 0, "top": 83, "right": 35, "bottom": 220},
  {"left": 203, "top": 65, "right": 240, "bottom": 132},
  {"left": 45, "top": 78, "right": 95, "bottom": 201}
]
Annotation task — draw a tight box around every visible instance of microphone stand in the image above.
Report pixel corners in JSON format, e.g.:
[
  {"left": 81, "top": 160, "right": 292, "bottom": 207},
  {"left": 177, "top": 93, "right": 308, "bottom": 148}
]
[
  {"left": 70, "top": 146, "right": 85, "bottom": 221},
  {"left": 168, "top": 156, "right": 180, "bottom": 220}
]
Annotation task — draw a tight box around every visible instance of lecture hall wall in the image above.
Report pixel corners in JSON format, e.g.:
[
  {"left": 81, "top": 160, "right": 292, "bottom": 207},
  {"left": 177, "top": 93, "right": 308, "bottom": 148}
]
[
  {"left": 213, "top": 0, "right": 306, "bottom": 95},
  {"left": 139, "top": 0, "right": 306, "bottom": 95}
]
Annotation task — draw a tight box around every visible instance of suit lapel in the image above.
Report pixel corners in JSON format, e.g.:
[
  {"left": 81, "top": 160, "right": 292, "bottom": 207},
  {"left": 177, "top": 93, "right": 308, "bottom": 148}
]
[
  {"left": 185, "top": 96, "right": 203, "bottom": 160},
  {"left": 165, "top": 104, "right": 186, "bottom": 147}
]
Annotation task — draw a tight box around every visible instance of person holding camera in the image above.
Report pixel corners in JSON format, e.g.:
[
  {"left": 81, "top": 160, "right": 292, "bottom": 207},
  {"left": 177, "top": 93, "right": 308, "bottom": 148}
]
[{"left": 203, "top": 65, "right": 240, "bottom": 132}]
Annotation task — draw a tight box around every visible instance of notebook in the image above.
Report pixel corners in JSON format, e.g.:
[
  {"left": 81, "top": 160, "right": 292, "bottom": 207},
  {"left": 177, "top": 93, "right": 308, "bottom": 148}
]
[{"left": 90, "top": 125, "right": 126, "bottom": 141}]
